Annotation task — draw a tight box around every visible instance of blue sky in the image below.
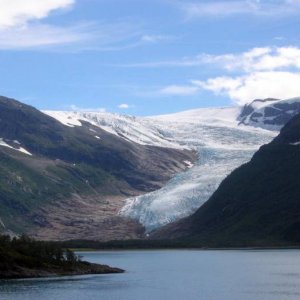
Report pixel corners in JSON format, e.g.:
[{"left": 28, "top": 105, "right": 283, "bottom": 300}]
[{"left": 1, "top": 0, "right": 300, "bottom": 115}]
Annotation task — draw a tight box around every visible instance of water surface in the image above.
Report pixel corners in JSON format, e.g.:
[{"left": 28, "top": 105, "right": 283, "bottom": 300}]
[{"left": 1, "top": 250, "right": 300, "bottom": 300}]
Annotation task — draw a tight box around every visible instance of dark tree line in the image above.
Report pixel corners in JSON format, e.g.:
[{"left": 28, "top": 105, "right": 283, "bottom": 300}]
[{"left": 0, "top": 234, "right": 81, "bottom": 269}]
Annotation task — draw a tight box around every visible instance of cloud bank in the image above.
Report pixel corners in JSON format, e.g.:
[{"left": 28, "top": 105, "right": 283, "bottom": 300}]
[
  {"left": 0, "top": 0, "right": 80, "bottom": 49},
  {"left": 160, "top": 46, "right": 300, "bottom": 104},
  {"left": 0, "top": 0, "right": 74, "bottom": 29},
  {"left": 0, "top": 1, "right": 144, "bottom": 50}
]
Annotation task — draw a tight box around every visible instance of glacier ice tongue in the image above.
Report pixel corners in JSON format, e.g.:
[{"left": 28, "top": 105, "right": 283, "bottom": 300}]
[
  {"left": 120, "top": 111, "right": 277, "bottom": 232},
  {"left": 45, "top": 106, "right": 278, "bottom": 231}
]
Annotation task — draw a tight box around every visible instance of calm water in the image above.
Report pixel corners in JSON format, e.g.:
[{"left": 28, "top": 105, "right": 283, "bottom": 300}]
[{"left": 1, "top": 250, "right": 300, "bottom": 300}]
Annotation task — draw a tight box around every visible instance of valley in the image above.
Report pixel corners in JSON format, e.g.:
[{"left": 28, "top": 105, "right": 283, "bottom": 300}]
[{"left": 1, "top": 96, "right": 300, "bottom": 241}]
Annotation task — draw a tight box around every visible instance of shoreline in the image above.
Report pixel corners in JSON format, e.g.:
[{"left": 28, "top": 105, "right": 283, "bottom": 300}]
[
  {"left": 71, "top": 245, "right": 300, "bottom": 252},
  {"left": 0, "top": 262, "right": 124, "bottom": 280}
]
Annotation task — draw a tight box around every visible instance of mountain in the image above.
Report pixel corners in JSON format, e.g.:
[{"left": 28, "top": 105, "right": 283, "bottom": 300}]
[
  {"left": 45, "top": 97, "right": 300, "bottom": 232},
  {"left": 238, "top": 97, "right": 300, "bottom": 130},
  {"left": 44, "top": 110, "right": 184, "bottom": 149},
  {"left": 2, "top": 95, "right": 300, "bottom": 242},
  {"left": 151, "top": 112, "right": 300, "bottom": 247},
  {"left": 46, "top": 107, "right": 276, "bottom": 232},
  {"left": 0, "top": 96, "right": 196, "bottom": 240}
]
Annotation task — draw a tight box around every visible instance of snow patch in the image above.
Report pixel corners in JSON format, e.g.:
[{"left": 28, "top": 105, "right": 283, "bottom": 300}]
[
  {"left": 44, "top": 110, "right": 185, "bottom": 149},
  {"left": 45, "top": 111, "right": 82, "bottom": 127},
  {"left": 18, "top": 147, "right": 33, "bottom": 156},
  {"left": 290, "top": 142, "right": 300, "bottom": 146},
  {"left": 184, "top": 160, "right": 194, "bottom": 168},
  {"left": 95, "top": 136, "right": 101, "bottom": 140},
  {"left": 0, "top": 138, "right": 32, "bottom": 156},
  {"left": 0, "top": 138, "right": 12, "bottom": 149},
  {"left": 150, "top": 106, "right": 241, "bottom": 128},
  {"left": 0, "top": 217, "right": 5, "bottom": 228},
  {"left": 239, "top": 97, "right": 300, "bottom": 131}
]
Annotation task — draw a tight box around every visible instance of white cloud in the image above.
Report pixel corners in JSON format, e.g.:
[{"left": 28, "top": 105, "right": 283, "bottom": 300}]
[
  {"left": 195, "top": 47, "right": 300, "bottom": 104},
  {"left": 179, "top": 0, "right": 300, "bottom": 18},
  {"left": 118, "top": 103, "right": 130, "bottom": 109},
  {"left": 69, "top": 105, "right": 106, "bottom": 112},
  {"left": 159, "top": 85, "right": 199, "bottom": 96},
  {"left": 193, "top": 72, "right": 300, "bottom": 104},
  {"left": 0, "top": 20, "right": 145, "bottom": 50},
  {"left": 0, "top": 0, "right": 74, "bottom": 29},
  {"left": 141, "top": 35, "right": 172, "bottom": 43},
  {"left": 181, "top": 1, "right": 259, "bottom": 18},
  {"left": 0, "top": 0, "right": 80, "bottom": 49},
  {"left": 0, "top": 23, "right": 94, "bottom": 49},
  {"left": 202, "top": 47, "right": 300, "bottom": 72},
  {"left": 157, "top": 46, "right": 300, "bottom": 104},
  {"left": 0, "top": 1, "right": 143, "bottom": 50},
  {"left": 121, "top": 46, "right": 300, "bottom": 70}
]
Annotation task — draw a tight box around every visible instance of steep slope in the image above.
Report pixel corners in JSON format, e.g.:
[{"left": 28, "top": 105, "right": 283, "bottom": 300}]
[
  {"left": 0, "top": 96, "right": 196, "bottom": 240},
  {"left": 152, "top": 113, "right": 300, "bottom": 247}
]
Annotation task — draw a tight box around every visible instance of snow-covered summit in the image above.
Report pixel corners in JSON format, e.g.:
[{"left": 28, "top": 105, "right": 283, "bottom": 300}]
[
  {"left": 46, "top": 97, "right": 300, "bottom": 146},
  {"left": 238, "top": 97, "right": 300, "bottom": 130},
  {"left": 149, "top": 106, "right": 241, "bottom": 127},
  {"left": 45, "top": 110, "right": 184, "bottom": 149}
]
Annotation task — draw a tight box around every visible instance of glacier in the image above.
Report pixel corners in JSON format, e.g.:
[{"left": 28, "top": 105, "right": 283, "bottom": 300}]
[
  {"left": 45, "top": 105, "right": 277, "bottom": 232},
  {"left": 120, "top": 108, "right": 277, "bottom": 231}
]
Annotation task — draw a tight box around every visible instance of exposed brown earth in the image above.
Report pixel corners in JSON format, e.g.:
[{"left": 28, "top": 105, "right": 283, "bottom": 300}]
[{"left": 30, "top": 193, "right": 145, "bottom": 241}]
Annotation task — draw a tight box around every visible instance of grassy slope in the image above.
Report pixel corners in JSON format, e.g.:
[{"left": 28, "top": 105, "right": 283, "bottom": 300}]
[{"left": 0, "top": 151, "right": 119, "bottom": 232}]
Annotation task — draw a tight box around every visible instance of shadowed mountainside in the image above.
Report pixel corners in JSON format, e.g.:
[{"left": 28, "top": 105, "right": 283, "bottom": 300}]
[{"left": 152, "top": 113, "right": 300, "bottom": 247}]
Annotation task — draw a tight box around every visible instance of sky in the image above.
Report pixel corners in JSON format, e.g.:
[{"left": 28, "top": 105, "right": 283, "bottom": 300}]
[{"left": 1, "top": 0, "right": 300, "bottom": 115}]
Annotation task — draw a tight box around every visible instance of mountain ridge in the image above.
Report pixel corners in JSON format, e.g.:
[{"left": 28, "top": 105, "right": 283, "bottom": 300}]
[{"left": 2, "top": 95, "right": 300, "bottom": 242}]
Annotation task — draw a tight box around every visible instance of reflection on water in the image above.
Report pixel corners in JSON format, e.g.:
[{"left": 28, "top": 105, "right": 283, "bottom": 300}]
[{"left": 1, "top": 250, "right": 300, "bottom": 300}]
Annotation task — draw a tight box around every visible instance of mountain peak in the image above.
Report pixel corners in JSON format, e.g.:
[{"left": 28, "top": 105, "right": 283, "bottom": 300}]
[{"left": 238, "top": 97, "right": 300, "bottom": 130}]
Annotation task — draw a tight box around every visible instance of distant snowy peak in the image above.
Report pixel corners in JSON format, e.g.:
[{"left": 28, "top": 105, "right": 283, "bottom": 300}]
[
  {"left": 238, "top": 97, "right": 300, "bottom": 130},
  {"left": 43, "top": 111, "right": 83, "bottom": 127},
  {"left": 149, "top": 107, "right": 241, "bottom": 127},
  {"left": 45, "top": 97, "right": 300, "bottom": 151},
  {"left": 45, "top": 110, "right": 185, "bottom": 149}
]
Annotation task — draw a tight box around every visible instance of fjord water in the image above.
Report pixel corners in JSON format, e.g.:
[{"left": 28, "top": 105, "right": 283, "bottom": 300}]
[{"left": 1, "top": 250, "right": 300, "bottom": 300}]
